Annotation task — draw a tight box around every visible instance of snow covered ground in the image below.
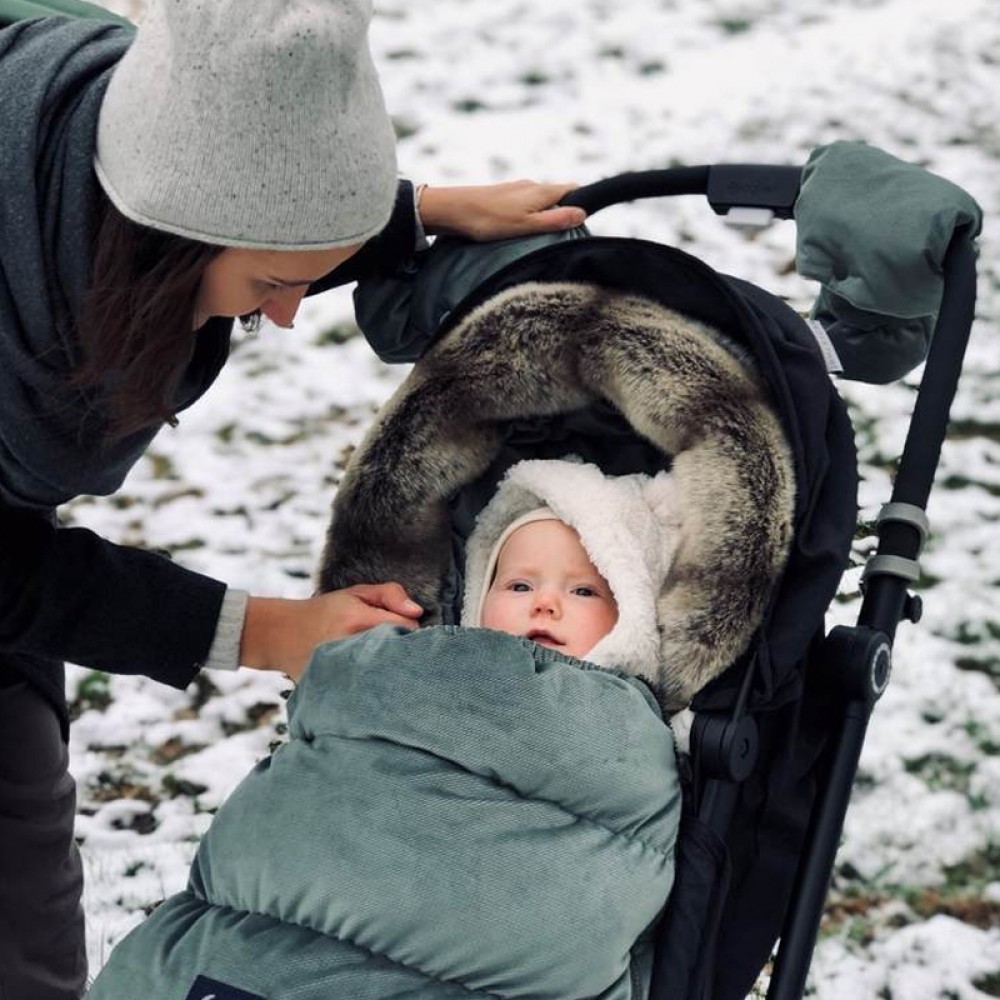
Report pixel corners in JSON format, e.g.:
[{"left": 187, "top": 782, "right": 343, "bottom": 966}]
[{"left": 73, "top": 0, "right": 1000, "bottom": 995}]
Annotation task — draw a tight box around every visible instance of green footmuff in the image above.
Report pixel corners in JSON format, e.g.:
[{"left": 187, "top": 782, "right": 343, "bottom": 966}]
[{"left": 88, "top": 626, "right": 680, "bottom": 1000}]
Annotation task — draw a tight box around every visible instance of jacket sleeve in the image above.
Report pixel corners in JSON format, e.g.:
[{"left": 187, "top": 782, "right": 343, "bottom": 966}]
[
  {"left": 306, "top": 179, "right": 418, "bottom": 296},
  {"left": 353, "top": 227, "right": 591, "bottom": 363},
  {"left": 795, "top": 141, "right": 982, "bottom": 383},
  {"left": 0, "top": 502, "right": 226, "bottom": 688}
]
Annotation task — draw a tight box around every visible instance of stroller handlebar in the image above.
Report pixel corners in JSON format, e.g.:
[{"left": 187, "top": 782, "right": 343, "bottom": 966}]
[{"left": 561, "top": 164, "right": 804, "bottom": 219}]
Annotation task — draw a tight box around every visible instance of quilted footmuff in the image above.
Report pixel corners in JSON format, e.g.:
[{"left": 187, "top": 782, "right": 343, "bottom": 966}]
[{"left": 87, "top": 626, "right": 680, "bottom": 1000}]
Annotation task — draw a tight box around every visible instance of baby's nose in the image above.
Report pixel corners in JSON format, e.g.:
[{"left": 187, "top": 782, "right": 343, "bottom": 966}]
[{"left": 533, "top": 591, "right": 561, "bottom": 617}]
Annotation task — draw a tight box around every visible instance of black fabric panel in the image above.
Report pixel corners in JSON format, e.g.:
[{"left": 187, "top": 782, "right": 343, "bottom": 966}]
[
  {"left": 651, "top": 812, "right": 730, "bottom": 1000},
  {"left": 711, "top": 636, "right": 833, "bottom": 999},
  {"left": 693, "top": 280, "right": 858, "bottom": 713}
]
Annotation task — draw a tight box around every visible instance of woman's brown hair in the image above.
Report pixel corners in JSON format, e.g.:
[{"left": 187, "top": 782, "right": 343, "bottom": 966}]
[{"left": 74, "top": 197, "right": 227, "bottom": 441}]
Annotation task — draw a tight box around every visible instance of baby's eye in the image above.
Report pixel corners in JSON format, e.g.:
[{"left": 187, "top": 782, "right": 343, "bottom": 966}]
[
  {"left": 572, "top": 585, "right": 599, "bottom": 598},
  {"left": 508, "top": 581, "right": 532, "bottom": 593}
]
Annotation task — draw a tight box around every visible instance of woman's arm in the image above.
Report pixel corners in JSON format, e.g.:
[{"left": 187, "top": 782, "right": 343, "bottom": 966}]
[
  {"left": 0, "top": 503, "right": 225, "bottom": 688},
  {"left": 239, "top": 584, "right": 422, "bottom": 681},
  {"left": 0, "top": 505, "right": 421, "bottom": 686}
]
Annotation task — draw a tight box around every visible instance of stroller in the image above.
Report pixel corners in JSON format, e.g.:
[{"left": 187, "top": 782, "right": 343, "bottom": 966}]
[
  {"left": 86, "top": 163, "right": 977, "bottom": 1000},
  {"left": 315, "top": 164, "right": 978, "bottom": 1000}
]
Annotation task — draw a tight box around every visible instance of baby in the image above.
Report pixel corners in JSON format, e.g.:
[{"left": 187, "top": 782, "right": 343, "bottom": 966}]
[
  {"left": 477, "top": 510, "right": 618, "bottom": 659},
  {"left": 461, "top": 458, "right": 679, "bottom": 683}
]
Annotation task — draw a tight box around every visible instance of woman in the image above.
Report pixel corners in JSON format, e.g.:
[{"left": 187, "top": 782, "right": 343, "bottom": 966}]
[{"left": 0, "top": 1, "right": 586, "bottom": 996}]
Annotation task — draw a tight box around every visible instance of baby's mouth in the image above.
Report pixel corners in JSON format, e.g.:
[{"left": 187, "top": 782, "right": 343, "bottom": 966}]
[{"left": 526, "top": 628, "right": 564, "bottom": 648}]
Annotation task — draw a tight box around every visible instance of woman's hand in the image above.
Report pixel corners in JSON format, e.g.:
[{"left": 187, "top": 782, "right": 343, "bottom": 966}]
[
  {"left": 418, "top": 179, "right": 587, "bottom": 241},
  {"left": 239, "top": 583, "right": 423, "bottom": 681}
]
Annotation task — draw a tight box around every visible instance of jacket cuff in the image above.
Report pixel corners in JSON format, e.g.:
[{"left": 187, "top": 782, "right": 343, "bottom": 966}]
[
  {"left": 203, "top": 588, "right": 249, "bottom": 671},
  {"left": 413, "top": 183, "right": 430, "bottom": 251}
]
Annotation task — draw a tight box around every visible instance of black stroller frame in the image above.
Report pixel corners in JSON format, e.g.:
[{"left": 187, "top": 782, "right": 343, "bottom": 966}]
[{"left": 558, "top": 167, "right": 978, "bottom": 999}]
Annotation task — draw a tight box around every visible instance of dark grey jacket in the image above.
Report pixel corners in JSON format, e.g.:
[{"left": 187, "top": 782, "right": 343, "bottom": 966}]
[{"left": 0, "top": 16, "right": 421, "bottom": 719}]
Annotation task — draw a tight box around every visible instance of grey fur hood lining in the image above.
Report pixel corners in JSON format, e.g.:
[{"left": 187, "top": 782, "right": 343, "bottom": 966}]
[{"left": 320, "top": 281, "right": 795, "bottom": 711}]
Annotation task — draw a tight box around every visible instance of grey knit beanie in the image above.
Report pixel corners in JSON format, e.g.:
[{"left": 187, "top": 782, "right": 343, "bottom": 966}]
[{"left": 94, "top": 0, "right": 398, "bottom": 250}]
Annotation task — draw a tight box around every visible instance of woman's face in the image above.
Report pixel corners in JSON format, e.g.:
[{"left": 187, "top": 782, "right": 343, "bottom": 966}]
[{"left": 193, "top": 244, "right": 362, "bottom": 329}]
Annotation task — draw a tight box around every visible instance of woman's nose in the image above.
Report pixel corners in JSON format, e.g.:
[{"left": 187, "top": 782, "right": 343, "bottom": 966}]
[{"left": 261, "top": 286, "right": 307, "bottom": 329}]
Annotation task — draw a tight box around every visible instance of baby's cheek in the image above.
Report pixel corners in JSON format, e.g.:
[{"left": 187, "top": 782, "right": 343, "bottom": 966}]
[{"left": 480, "top": 591, "right": 503, "bottom": 629}]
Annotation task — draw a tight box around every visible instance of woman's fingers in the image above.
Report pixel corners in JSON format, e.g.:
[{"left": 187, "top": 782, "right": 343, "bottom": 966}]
[
  {"left": 348, "top": 582, "right": 423, "bottom": 618},
  {"left": 522, "top": 203, "right": 588, "bottom": 232},
  {"left": 240, "top": 587, "right": 424, "bottom": 680}
]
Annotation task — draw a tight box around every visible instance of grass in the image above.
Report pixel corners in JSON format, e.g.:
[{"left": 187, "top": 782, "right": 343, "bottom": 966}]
[
  {"left": 69, "top": 672, "right": 113, "bottom": 720},
  {"left": 903, "top": 753, "right": 975, "bottom": 793},
  {"left": 821, "top": 840, "right": 1000, "bottom": 955}
]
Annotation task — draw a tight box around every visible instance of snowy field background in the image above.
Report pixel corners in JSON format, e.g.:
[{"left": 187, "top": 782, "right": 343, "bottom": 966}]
[{"left": 73, "top": 0, "right": 1000, "bottom": 995}]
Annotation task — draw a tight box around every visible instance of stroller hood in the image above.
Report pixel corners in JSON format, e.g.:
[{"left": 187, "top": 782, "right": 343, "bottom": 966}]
[
  {"left": 320, "top": 280, "right": 795, "bottom": 711},
  {"left": 333, "top": 235, "right": 858, "bottom": 711}
]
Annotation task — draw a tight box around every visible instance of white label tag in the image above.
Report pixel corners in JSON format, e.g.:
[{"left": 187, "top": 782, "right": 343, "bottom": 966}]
[{"left": 805, "top": 319, "right": 844, "bottom": 374}]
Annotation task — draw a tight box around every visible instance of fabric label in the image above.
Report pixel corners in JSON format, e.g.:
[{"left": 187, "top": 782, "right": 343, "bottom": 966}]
[{"left": 184, "top": 975, "right": 267, "bottom": 1000}]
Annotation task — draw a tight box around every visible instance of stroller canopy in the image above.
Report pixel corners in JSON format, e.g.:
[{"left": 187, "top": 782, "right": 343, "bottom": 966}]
[{"left": 321, "top": 235, "right": 858, "bottom": 712}]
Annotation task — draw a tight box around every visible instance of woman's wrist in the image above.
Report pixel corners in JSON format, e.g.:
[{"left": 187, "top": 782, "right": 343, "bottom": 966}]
[
  {"left": 415, "top": 183, "right": 460, "bottom": 237},
  {"left": 239, "top": 595, "right": 293, "bottom": 673}
]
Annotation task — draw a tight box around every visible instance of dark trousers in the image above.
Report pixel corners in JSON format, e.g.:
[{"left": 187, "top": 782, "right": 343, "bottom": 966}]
[{"left": 0, "top": 665, "right": 86, "bottom": 1000}]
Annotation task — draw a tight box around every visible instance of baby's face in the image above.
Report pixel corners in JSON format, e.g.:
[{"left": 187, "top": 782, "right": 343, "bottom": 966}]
[{"left": 481, "top": 519, "right": 618, "bottom": 658}]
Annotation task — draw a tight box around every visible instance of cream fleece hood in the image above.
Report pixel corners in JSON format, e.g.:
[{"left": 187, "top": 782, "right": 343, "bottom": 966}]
[{"left": 462, "top": 459, "right": 680, "bottom": 685}]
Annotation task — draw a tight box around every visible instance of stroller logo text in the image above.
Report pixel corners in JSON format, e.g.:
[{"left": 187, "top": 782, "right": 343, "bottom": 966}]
[{"left": 185, "top": 975, "right": 267, "bottom": 1000}]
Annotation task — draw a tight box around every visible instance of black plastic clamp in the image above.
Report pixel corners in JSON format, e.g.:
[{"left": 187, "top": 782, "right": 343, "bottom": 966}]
[
  {"left": 819, "top": 625, "right": 893, "bottom": 704},
  {"left": 691, "top": 713, "right": 760, "bottom": 783},
  {"left": 706, "top": 165, "right": 803, "bottom": 220}
]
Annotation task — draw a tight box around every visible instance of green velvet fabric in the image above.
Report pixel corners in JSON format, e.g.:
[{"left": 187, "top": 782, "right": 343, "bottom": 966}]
[
  {"left": 0, "top": 0, "right": 129, "bottom": 27},
  {"left": 88, "top": 626, "right": 680, "bottom": 1000},
  {"left": 795, "top": 141, "right": 982, "bottom": 383}
]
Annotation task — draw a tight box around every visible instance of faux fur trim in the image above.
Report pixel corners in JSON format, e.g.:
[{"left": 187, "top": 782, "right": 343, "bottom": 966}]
[
  {"left": 461, "top": 459, "right": 679, "bottom": 682},
  {"left": 319, "top": 282, "right": 795, "bottom": 711}
]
